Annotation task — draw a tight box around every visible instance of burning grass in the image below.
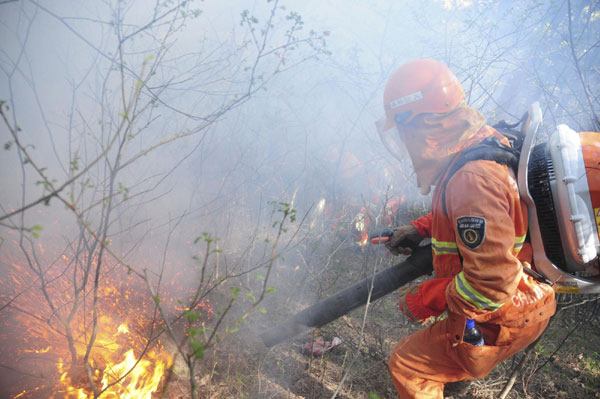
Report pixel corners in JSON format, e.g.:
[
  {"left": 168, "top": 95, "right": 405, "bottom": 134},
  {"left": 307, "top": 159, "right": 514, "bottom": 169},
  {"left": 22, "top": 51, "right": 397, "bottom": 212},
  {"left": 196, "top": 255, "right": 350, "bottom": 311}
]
[{"left": 0, "top": 233, "right": 213, "bottom": 399}]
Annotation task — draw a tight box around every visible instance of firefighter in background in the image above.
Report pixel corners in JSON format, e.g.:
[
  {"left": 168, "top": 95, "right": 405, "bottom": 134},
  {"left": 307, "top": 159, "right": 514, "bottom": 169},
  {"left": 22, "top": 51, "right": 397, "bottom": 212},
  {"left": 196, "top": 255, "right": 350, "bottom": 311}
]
[
  {"left": 325, "top": 146, "right": 371, "bottom": 205},
  {"left": 376, "top": 59, "right": 556, "bottom": 398},
  {"left": 324, "top": 147, "right": 401, "bottom": 247}
]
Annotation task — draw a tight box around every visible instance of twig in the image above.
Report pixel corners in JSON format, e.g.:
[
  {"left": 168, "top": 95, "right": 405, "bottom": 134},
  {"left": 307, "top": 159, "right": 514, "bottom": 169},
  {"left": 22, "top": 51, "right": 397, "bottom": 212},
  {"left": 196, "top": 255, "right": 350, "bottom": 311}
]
[
  {"left": 567, "top": 0, "right": 599, "bottom": 122},
  {"left": 497, "top": 334, "right": 543, "bottom": 399},
  {"left": 499, "top": 298, "right": 600, "bottom": 397},
  {"left": 329, "top": 242, "right": 381, "bottom": 398}
]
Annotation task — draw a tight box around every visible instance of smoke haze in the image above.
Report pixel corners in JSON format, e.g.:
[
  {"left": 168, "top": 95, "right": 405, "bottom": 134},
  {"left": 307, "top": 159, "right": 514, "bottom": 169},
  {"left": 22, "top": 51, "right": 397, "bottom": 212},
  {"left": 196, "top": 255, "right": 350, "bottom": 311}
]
[{"left": 0, "top": 0, "right": 598, "bottom": 397}]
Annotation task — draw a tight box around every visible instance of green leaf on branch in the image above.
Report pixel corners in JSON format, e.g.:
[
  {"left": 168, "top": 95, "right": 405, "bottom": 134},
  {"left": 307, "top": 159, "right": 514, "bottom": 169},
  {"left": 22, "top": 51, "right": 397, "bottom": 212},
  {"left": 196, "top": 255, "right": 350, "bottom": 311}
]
[
  {"left": 226, "top": 324, "right": 240, "bottom": 334},
  {"left": 246, "top": 291, "right": 256, "bottom": 302},
  {"left": 194, "top": 232, "right": 218, "bottom": 245},
  {"left": 191, "top": 339, "right": 206, "bottom": 359},
  {"left": 30, "top": 226, "right": 44, "bottom": 239},
  {"left": 184, "top": 311, "right": 200, "bottom": 323},
  {"left": 118, "top": 182, "right": 129, "bottom": 200},
  {"left": 188, "top": 327, "right": 204, "bottom": 337}
]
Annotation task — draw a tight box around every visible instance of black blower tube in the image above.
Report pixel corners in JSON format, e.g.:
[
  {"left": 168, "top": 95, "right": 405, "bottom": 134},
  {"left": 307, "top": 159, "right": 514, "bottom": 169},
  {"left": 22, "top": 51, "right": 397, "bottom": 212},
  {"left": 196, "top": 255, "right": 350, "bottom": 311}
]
[{"left": 261, "top": 244, "right": 433, "bottom": 347}]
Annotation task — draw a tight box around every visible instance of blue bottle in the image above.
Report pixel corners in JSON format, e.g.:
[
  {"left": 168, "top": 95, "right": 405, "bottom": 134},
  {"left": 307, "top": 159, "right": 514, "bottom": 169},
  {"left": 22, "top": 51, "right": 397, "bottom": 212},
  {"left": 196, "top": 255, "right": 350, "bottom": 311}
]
[{"left": 463, "top": 319, "right": 484, "bottom": 346}]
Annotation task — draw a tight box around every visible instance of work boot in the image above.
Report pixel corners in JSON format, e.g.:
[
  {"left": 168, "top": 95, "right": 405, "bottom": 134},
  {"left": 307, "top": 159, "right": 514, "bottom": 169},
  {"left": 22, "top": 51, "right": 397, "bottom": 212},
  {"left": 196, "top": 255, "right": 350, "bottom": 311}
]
[{"left": 443, "top": 380, "right": 472, "bottom": 398}]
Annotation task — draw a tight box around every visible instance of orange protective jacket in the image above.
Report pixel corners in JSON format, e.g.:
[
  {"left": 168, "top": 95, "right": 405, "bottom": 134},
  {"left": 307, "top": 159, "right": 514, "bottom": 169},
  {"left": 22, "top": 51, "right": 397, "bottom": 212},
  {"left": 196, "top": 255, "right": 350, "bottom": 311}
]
[{"left": 404, "top": 129, "right": 555, "bottom": 356}]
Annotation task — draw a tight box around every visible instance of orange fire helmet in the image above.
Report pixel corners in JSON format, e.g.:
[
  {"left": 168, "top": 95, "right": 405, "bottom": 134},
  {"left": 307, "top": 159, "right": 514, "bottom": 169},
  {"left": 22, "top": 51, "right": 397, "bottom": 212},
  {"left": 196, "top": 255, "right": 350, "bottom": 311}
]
[
  {"left": 326, "top": 147, "right": 365, "bottom": 180},
  {"left": 382, "top": 59, "right": 466, "bottom": 130}
]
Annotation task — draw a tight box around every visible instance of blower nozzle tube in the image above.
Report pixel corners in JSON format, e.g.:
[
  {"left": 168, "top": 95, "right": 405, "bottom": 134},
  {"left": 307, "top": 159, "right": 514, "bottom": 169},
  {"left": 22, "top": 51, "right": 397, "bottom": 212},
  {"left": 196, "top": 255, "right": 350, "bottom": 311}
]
[{"left": 260, "top": 245, "right": 433, "bottom": 347}]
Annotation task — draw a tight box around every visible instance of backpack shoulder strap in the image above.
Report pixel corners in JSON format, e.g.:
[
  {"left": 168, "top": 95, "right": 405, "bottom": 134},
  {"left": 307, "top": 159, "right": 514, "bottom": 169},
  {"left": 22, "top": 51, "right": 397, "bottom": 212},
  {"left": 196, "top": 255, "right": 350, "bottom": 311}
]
[{"left": 441, "top": 136, "right": 520, "bottom": 216}]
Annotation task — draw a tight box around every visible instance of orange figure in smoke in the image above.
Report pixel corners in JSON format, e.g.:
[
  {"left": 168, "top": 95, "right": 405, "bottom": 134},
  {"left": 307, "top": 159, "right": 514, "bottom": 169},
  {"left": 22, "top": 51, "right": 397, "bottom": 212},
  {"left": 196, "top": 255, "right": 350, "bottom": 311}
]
[
  {"left": 376, "top": 59, "right": 556, "bottom": 398},
  {"left": 324, "top": 147, "right": 401, "bottom": 247}
]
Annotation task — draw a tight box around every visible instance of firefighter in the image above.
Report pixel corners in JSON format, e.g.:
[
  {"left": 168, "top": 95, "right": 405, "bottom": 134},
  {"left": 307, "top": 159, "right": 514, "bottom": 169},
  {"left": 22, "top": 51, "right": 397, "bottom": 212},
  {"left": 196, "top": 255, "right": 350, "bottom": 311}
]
[
  {"left": 376, "top": 59, "right": 557, "bottom": 398},
  {"left": 324, "top": 147, "right": 381, "bottom": 247}
]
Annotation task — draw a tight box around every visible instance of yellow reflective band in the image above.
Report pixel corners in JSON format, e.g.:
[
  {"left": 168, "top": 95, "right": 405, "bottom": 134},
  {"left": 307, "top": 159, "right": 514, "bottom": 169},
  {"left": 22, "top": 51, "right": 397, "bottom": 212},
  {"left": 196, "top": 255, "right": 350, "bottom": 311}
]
[
  {"left": 358, "top": 235, "right": 368, "bottom": 247},
  {"left": 512, "top": 234, "right": 526, "bottom": 253},
  {"left": 595, "top": 207, "right": 600, "bottom": 240},
  {"left": 455, "top": 272, "right": 503, "bottom": 311},
  {"left": 514, "top": 235, "right": 526, "bottom": 244},
  {"left": 431, "top": 238, "right": 458, "bottom": 255}
]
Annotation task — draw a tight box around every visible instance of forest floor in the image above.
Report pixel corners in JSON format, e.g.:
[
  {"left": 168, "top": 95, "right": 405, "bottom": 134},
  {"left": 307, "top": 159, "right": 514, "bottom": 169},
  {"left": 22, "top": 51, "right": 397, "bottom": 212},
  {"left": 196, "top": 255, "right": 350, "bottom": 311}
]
[{"left": 161, "top": 221, "right": 600, "bottom": 399}]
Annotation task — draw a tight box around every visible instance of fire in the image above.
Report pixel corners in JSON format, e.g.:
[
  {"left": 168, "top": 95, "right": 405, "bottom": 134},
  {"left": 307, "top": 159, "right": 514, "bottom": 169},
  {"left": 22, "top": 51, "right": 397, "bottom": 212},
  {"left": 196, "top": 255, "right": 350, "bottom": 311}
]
[
  {"left": 117, "top": 323, "right": 130, "bottom": 334},
  {"left": 0, "top": 233, "right": 182, "bottom": 399},
  {"left": 56, "top": 343, "right": 171, "bottom": 399},
  {"left": 24, "top": 346, "right": 52, "bottom": 354},
  {"left": 99, "top": 349, "right": 168, "bottom": 398},
  {"left": 50, "top": 303, "right": 173, "bottom": 398}
]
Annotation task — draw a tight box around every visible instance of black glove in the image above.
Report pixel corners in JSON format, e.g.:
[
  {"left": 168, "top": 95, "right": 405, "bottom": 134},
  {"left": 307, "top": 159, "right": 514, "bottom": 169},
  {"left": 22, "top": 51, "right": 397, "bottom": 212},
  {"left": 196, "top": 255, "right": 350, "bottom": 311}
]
[{"left": 385, "top": 224, "right": 423, "bottom": 255}]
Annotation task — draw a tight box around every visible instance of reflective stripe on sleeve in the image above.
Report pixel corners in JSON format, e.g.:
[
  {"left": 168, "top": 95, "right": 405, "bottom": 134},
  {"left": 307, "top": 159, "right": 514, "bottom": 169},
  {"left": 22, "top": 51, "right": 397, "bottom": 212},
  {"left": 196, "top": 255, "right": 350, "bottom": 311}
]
[
  {"left": 432, "top": 238, "right": 458, "bottom": 255},
  {"left": 455, "top": 271, "right": 503, "bottom": 311},
  {"left": 513, "top": 234, "right": 526, "bottom": 253}
]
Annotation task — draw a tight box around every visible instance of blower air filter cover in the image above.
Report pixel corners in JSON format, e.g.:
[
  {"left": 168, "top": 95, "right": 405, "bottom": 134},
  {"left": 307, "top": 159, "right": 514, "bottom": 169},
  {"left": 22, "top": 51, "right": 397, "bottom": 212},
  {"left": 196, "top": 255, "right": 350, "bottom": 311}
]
[{"left": 548, "top": 125, "right": 598, "bottom": 267}]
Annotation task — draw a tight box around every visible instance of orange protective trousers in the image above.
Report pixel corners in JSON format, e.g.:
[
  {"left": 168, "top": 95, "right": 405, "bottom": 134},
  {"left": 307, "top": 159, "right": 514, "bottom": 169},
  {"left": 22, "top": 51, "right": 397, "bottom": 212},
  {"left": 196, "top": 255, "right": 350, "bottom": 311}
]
[{"left": 388, "top": 316, "right": 550, "bottom": 399}]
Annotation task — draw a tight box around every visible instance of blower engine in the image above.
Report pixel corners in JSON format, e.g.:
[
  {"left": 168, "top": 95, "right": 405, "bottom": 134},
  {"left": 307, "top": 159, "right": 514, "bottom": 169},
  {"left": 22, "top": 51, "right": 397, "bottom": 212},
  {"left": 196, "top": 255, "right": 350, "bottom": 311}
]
[{"left": 519, "top": 103, "right": 600, "bottom": 293}]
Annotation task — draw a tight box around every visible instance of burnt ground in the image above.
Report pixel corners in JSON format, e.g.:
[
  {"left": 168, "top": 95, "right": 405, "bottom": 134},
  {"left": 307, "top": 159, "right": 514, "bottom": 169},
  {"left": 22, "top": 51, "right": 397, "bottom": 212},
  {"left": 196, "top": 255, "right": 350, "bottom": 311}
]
[{"left": 160, "top": 236, "right": 600, "bottom": 399}]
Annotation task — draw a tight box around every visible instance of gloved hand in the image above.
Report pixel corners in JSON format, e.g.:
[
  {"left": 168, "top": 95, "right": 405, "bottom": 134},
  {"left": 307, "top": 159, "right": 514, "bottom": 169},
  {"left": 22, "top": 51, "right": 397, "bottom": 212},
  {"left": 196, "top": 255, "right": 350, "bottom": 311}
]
[{"left": 385, "top": 224, "right": 423, "bottom": 255}]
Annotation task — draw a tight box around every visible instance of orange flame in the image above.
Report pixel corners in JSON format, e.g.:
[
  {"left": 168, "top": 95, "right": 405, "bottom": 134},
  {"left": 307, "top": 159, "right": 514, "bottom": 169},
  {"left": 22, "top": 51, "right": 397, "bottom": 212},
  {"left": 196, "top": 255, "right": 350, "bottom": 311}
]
[
  {"left": 56, "top": 340, "right": 171, "bottom": 399},
  {"left": 1, "top": 228, "right": 215, "bottom": 399},
  {"left": 1, "top": 235, "right": 179, "bottom": 399}
]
